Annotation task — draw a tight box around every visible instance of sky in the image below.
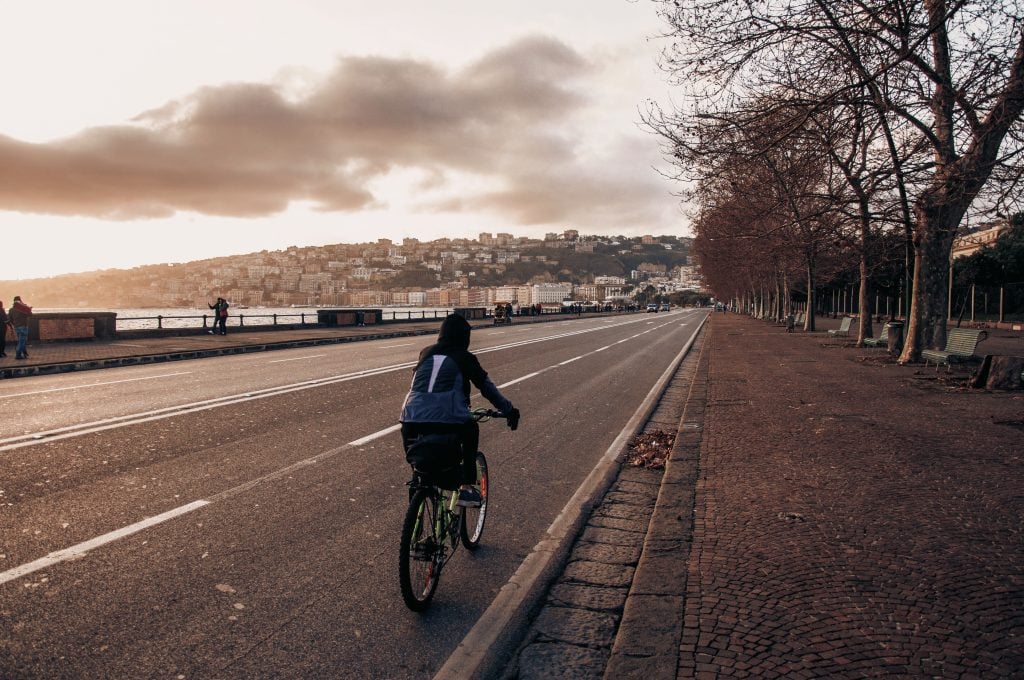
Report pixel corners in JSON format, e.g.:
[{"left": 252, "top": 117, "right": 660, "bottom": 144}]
[{"left": 0, "top": 0, "right": 684, "bottom": 281}]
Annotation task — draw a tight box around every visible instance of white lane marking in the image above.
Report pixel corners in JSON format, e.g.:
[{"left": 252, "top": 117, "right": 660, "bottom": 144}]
[
  {"left": 436, "top": 315, "right": 709, "bottom": 679},
  {"left": 0, "top": 501, "right": 210, "bottom": 586},
  {"left": 268, "top": 354, "right": 327, "bottom": 363},
  {"left": 0, "top": 316, "right": 698, "bottom": 586},
  {"left": 0, "top": 372, "right": 193, "bottom": 400},
  {"left": 349, "top": 423, "right": 402, "bottom": 446},
  {"left": 497, "top": 370, "right": 546, "bottom": 388},
  {"left": 378, "top": 343, "right": 413, "bottom": 349},
  {"left": 558, "top": 356, "right": 585, "bottom": 366}
]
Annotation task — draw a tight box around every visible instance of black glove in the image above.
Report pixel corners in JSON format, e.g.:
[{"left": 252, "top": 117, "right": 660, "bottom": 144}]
[{"left": 506, "top": 407, "right": 520, "bottom": 431}]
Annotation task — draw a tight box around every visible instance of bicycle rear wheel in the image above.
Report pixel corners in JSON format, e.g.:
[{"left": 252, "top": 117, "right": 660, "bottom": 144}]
[
  {"left": 461, "top": 452, "right": 489, "bottom": 549},
  {"left": 399, "top": 489, "right": 442, "bottom": 611}
]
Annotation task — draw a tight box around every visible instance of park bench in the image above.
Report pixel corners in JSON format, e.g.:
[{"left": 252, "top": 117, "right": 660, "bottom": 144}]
[
  {"left": 827, "top": 316, "right": 853, "bottom": 338},
  {"left": 862, "top": 324, "right": 889, "bottom": 348},
  {"left": 921, "top": 327, "right": 989, "bottom": 371}
]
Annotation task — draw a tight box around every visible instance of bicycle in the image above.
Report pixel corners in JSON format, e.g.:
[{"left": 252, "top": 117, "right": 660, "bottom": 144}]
[{"left": 398, "top": 408, "right": 506, "bottom": 611}]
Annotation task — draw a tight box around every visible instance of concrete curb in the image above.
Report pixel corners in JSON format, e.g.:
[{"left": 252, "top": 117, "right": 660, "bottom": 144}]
[
  {"left": 604, "top": 320, "right": 711, "bottom": 678},
  {"left": 435, "top": 315, "right": 710, "bottom": 680}
]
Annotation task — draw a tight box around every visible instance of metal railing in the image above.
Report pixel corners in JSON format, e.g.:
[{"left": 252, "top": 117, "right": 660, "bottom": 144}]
[{"left": 113, "top": 309, "right": 455, "bottom": 331}]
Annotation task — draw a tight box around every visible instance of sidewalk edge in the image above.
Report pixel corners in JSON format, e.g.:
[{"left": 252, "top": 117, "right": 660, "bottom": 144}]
[
  {"left": 435, "top": 315, "right": 709, "bottom": 680},
  {"left": 604, "top": 319, "right": 712, "bottom": 678}
]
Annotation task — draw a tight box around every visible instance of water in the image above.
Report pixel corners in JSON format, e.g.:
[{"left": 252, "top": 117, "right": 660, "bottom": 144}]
[{"left": 39, "top": 306, "right": 456, "bottom": 330}]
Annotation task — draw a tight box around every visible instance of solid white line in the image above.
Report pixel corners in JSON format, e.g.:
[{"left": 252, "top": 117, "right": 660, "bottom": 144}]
[
  {"left": 0, "top": 372, "right": 193, "bottom": 399},
  {"left": 377, "top": 343, "right": 414, "bottom": 349},
  {"left": 0, "top": 501, "right": 210, "bottom": 586},
  {"left": 267, "top": 354, "right": 327, "bottom": 363}
]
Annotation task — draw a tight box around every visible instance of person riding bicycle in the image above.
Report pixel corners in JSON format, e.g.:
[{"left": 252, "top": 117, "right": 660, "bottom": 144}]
[{"left": 400, "top": 313, "right": 520, "bottom": 507}]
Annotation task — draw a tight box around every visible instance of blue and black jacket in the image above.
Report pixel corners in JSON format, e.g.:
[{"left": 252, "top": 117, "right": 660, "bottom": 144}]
[{"left": 400, "top": 314, "right": 512, "bottom": 424}]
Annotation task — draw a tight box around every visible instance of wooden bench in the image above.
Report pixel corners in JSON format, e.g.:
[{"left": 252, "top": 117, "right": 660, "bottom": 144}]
[
  {"left": 921, "top": 328, "right": 989, "bottom": 371},
  {"left": 827, "top": 316, "right": 853, "bottom": 338},
  {"left": 862, "top": 324, "right": 889, "bottom": 347}
]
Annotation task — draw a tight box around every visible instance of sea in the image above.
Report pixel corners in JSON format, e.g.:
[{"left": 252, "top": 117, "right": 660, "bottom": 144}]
[{"left": 38, "top": 306, "right": 457, "bottom": 331}]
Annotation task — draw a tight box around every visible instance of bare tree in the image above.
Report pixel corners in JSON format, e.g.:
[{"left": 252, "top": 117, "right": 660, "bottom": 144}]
[{"left": 650, "top": 0, "right": 1024, "bottom": 360}]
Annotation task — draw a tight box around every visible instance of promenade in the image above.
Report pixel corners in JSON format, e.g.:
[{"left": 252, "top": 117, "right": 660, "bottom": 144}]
[
  {"left": 513, "top": 313, "right": 1023, "bottom": 679},
  {"left": 2, "top": 312, "right": 1022, "bottom": 677}
]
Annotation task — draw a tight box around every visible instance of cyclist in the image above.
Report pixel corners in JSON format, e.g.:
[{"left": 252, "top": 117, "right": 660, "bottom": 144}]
[{"left": 400, "top": 313, "right": 520, "bottom": 506}]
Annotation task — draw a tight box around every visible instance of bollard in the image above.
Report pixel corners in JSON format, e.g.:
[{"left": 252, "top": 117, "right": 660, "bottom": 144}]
[{"left": 886, "top": 321, "right": 904, "bottom": 355}]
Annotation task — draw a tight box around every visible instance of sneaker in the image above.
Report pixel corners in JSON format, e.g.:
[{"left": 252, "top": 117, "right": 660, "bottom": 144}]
[{"left": 457, "top": 485, "right": 482, "bottom": 508}]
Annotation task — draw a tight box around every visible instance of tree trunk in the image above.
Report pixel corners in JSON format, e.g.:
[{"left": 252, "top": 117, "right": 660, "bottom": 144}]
[
  {"left": 899, "top": 203, "right": 958, "bottom": 362},
  {"left": 804, "top": 257, "right": 816, "bottom": 331},
  {"left": 856, "top": 214, "right": 874, "bottom": 346}
]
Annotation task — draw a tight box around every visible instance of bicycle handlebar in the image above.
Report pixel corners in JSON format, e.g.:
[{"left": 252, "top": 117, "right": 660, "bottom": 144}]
[
  {"left": 470, "top": 407, "right": 520, "bottom": 431},
  {"left": 470, "top": 408, "right": 507, "bottom": 421}
]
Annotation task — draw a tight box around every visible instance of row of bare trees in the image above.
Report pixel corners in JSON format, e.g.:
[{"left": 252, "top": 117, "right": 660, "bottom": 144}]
[{"left": 647, "top": 0, "right": 1024, "bottom": 360}]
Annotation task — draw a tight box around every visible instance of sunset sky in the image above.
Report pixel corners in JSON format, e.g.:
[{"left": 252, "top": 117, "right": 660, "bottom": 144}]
[{"left": 0, "top": 1, "right": 683, "bottom": 281}]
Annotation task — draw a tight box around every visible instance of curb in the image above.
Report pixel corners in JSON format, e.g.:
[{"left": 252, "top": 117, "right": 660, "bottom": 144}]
[
  {"left": 435, "top": 315, "right": 710, "bottom": 680},
  {"left": 604, "top": 319, "right": 711, "bottom": 677}
]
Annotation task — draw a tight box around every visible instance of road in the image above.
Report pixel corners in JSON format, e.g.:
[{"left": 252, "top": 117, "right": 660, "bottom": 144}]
[{"left": 0, "top": 310, "right": 708, "bottom": 679}]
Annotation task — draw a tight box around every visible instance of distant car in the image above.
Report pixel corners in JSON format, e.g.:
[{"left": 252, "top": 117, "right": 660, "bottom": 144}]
[
  {"left": 646, "top": 304, "right": 658, "bottom": 313},
  {"left": 659, "top": 303, "right": 670, "bottom": 312}
]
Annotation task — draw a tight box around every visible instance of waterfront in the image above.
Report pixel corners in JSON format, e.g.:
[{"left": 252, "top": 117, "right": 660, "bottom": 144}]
[{"left": 35, "top": 306, "right": 457, "bottom": 330}]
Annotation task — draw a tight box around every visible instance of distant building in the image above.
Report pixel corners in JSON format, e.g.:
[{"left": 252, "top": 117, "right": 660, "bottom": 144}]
[
  {"left": 530, "top": 283, "right": 573, "bottom": 304},
  {"left": 953, "top": 222, "right": 1010, "bottom": 258}
]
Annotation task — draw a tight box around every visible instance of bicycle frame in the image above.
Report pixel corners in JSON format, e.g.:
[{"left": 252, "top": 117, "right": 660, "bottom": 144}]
[{"left": 399, "top": 408, "right": 503, "bottom": 610}]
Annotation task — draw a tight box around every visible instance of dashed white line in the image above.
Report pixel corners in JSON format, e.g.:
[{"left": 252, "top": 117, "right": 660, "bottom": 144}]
[
  {"left": 268, "top": 354, "right": 327, "bottom": 363},
  {"left": 0, "top": 372, "right": 193, "bottom": 400},
  {"left": 0, "top": 501, "right": 210, "bottom": 586}
]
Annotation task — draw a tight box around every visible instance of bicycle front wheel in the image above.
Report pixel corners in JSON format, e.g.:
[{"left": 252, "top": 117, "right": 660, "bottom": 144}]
[
  {"left": 399, "top": 489, "right": 442, "bottom": 611},
  {"left": 461, "top": 452, "right": 489, "bottom": 549}
]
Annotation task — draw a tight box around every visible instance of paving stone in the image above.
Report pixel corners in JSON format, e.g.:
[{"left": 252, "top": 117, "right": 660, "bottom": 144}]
[
  {"left": 547, "top": 583, "right": 628, "bottom": 613},
  {"left": 516, "top": 642, "right": 610, "bottom": 680},
  {"left": 615, "top": 479, "right": 660, "bottom": 495},
  {"left": 570, "top": 541, "right": 642, "bottom": 565},
  {"left": 601, "top": 490, "right": 656, "bottom": 507},
  {"left": 617, "top": 466, "right": 664, "bottom": 486},
  {"left": 592, "top": 502, "right": 651, "bottom": 522},
  {"left": 580, "top": 526, "right": 645, "bottom": 547},
  {"left": 563, "top": 560, "right": 635, "bottom": 588},
  {"left": 532, "top": 606, "right": 618, "bottom": 647},
  {"left": 588, "top": 514, "right": 650, "bottom": 534}
]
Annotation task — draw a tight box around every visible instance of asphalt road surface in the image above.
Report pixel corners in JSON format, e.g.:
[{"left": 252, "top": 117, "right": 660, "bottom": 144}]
[{"left": 0, "top": 310, "right": 708, "bottom": 679}]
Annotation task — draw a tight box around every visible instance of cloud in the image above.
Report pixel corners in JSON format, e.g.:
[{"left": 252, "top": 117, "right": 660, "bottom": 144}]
[{"left": 0, "top": 35, "right": 670, "bottom": 228}]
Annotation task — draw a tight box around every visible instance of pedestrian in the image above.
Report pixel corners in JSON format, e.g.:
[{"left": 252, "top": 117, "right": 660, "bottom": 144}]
[
  {"left": 208, "top": 297, "right": 229, "bottom": 335},
  {"left": 0, "top": 300, "right": 8, "bottom": 357},
  {"left": 9, "top": 295, "right": 32, "bottom": 360}
]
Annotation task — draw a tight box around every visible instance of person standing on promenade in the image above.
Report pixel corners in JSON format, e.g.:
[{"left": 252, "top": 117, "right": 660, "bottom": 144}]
[
  {"left": 9, "top": 295, "right": 32, "bottom": 360},
  {"left": 0, "top": 300, "right": 8, "bottom": 357},
  {"left": 208, "top": 297, "right": 229, "bottom": 335}
]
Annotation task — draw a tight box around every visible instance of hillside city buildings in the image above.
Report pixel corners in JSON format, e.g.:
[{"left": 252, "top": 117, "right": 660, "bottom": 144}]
[{"left": 11, "top": 231, "right": 703, "bottom": 310}]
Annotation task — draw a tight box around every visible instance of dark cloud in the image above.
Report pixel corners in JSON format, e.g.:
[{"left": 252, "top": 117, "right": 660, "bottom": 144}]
[{"left": 0, "top": 35, "right": 670, "bottom": 227}]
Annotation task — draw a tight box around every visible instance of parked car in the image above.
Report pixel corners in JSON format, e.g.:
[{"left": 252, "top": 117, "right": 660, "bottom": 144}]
[
  {"left": 646, "top": 303, "right": 659, "bottom": 313},
  {"left": 659, "top": 303, "right": 670, "bottom": 312}
]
